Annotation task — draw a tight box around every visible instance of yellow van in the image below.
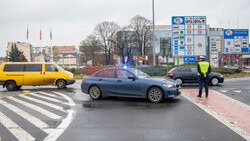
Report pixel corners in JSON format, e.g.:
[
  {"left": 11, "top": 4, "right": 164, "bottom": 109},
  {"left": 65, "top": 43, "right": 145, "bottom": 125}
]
[{"left": 0, "top": 62, "right": 75, "bottom": 91}]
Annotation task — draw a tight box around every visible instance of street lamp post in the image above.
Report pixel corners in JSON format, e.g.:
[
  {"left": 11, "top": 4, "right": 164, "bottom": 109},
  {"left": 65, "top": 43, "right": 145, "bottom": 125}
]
[{"left": 152, "top": 0, "right": 156, "bottom": 66}]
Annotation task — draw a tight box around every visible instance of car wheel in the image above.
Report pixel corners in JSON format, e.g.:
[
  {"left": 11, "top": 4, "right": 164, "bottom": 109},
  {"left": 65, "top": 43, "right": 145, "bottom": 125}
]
[
  {"left": 147, "top": 87, "right": 164, "bottom": 103},
  {"left": 175, "top": 78, "right": 183, "bottom": 85},
  {"left": 6, "top": 81, "right": 16, "bottom": 91},
  {"left": 57, "top": 80, "right": 66, "bottom": 89},
  {"left": 89, "top": 86, "right": 102, "bottom": 100},
  {"left": 211, "top": 77, "right": 219, "bottom": 86}
]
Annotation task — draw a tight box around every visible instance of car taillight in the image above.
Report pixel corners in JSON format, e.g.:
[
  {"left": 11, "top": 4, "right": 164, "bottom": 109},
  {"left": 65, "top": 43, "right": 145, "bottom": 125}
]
[
  {"left": 168, "top": 72, "right": 174, "bottom": 76},
  {"left": 82, "top": 78, "right": 86, "bottom": 82}
]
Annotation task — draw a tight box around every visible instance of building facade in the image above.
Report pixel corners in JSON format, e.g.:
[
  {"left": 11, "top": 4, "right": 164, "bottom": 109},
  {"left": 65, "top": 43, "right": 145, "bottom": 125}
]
[
  {"left": 7, "top": 42, "right": 32, "bottom": 62},
  {"left": 53, "top": 46, "right": 78, "bottom": 68},
  {"left": 31, "top": 46, "right": 53, "bottom": 62}
]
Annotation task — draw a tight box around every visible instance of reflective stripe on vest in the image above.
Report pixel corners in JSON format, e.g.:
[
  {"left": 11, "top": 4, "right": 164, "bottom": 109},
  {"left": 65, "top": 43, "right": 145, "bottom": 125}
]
[{"left": 198, "top": 61, "right": 209, "bottom": 75}]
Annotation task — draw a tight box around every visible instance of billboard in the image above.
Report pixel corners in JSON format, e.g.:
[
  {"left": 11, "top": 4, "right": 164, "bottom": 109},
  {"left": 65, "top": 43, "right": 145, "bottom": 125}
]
[
  {"left": 209, "top": 28, "right": 224, "bottom": 67},
  {"left": 172, "top": 16, "right": 207, "bottom": 57},
  {"left": 224, "top": 29, "right": 249, "bottom": 53}
]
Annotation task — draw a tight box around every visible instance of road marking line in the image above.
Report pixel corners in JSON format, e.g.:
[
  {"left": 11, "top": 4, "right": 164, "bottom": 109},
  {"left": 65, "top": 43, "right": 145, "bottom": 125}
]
[
  {"left": 43, "top": 92, "right": 76, "bottom": 141},
  {"left": 0, "top": 99, "right": 49, "bottom": 129},
  {"left": 0, "top": 111, "right": 35, "bottom": 141},
  {"left": 182, "top": 90, "right": 250, "bottom": 141},
  {"left": 7, "top": 97, "right": 62, "bottom": 119},
  {"left": 30, "top": 93, "right": 70, "bottom": 105},
  {"left": 19, "top": 94, "right": 67, "bottom": 112}
]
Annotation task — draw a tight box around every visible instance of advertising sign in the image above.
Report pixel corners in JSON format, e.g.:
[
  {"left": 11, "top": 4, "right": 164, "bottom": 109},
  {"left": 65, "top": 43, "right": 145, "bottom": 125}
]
[
  {"left": 224, "top": 29, "right": 249, "bottom": 53},
  {"left": 172, "top": 16, "right": 207, "bottom": 57}
]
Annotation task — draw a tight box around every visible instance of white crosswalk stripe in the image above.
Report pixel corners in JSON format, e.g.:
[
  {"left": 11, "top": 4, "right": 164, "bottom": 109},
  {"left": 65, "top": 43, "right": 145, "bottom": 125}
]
[
  {"left": 0, "top": 99, "right": 49, "bottom": 129},
  {"left": 0, "top": 111, "right": 35, "bottom": 141},
  {"left": 7, "top": 96, "right": 62, "bottom": 119},
  {"left": 37, "top": 91, "right": 64, "bottom": 99},
  {"left": 19, "top": 94, "right": 67, "bottom": 112},
  {"left": 31, "top": 93, "right": 70, "bottom": 105},
  {"left": 0, "top": 91, "right": 76, "bottom": 141}
]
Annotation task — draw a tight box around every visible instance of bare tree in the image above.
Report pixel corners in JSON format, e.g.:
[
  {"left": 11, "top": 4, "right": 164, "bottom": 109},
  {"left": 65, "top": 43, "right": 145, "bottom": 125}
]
[
  {"left": 94, "top": 21, "right": 120, "bottom": 65},
  {"left": 115, "top": 26, "right": 134, "bottom": 64},
  {"left": 79, "top": 34, "right": 101, "bottom": 65},
  {"left": 129, "top": 15, "right": 152, "bottom": 56}
]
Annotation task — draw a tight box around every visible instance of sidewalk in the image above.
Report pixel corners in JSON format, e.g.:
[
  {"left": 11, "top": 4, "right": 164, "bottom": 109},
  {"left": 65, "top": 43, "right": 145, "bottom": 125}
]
[{"left": 182, "top": 89, "right": 250, "bottom": 141}]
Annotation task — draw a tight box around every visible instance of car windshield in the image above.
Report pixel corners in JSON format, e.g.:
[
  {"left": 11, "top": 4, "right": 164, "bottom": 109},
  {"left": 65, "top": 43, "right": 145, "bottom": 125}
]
[
  {"left": 55, "top": 64, "right": 64, "bottom": 71},
  {"left": 127, "top": 68, "right": 150, "bottom": 78}
]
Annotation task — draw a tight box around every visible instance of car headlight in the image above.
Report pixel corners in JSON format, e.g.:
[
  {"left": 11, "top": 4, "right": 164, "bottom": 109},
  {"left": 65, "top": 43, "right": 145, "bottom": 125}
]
[
  {"left": 68, "top": 75, "right": 74, "bottom": 78},
  {"left": 163, "top": 83, "right": 175, "bottom": 88}
]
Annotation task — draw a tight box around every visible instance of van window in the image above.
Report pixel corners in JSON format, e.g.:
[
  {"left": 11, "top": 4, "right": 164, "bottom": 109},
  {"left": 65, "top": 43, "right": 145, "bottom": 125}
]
[
  {"left": 25, "top": 64, "right": 42, "bottom": 72},
  {"left": 3, "top": 64, "right": 24, "bottom": 72},
  {"left": 45, "top": 64, "right": 58, "bottom": 72}
]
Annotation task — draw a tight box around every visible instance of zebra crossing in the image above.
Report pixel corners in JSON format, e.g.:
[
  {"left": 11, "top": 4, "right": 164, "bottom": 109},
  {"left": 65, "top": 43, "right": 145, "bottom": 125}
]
[{"left": 0, "top": 91, "right": 76, "bottom": 141}]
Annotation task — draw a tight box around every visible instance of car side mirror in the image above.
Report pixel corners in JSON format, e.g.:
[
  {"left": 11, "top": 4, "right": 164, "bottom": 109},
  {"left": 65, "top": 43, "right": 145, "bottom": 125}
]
[{"left": 128, "top": 76, "right": 136, "bottom": 81}]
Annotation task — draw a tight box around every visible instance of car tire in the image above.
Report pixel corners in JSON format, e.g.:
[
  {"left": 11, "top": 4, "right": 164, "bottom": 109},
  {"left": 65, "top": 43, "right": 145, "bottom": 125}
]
[
  {"left": 89, "top": 86, "right": 102, "bottom": 100},
  {"left": 175, "top": 78, "right": 183, "bottom": 85},
  {"left": 57, "top": 80, "right": 66, "bottom": 89},
  {"left": 147, "top": 87, "right": 164, "bottom": 103},
  {"left": 211, "top": 77, "right": 219, "bottom": 86},
  {"left": 6, "top": 81, "right": 16, "bottom": 91}
]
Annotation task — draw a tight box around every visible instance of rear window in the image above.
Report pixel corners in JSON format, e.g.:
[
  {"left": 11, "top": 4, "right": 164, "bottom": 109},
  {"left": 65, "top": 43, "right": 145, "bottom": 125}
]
[
  {"left": 3, "top": 64, "right": 24, "bottom": 72},
  {"left": 177, "top": 67, "right": 191, "bottom": 72},
  {"left": 25, "top": 64, "right": 42, "bottom": 72},
  {"left": 96, "top": 69, "right": 115, "bottom": 78}
]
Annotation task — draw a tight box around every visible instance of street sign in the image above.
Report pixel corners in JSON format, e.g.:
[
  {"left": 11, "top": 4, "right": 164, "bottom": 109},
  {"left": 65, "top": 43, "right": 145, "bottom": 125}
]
[
  {"left": 172, "top": 16, "right": 207, "bottom": 57},
  {"left": 224, "top": 29, "right": 249, "bottom": 53},
  {"left": 184, "top": 56, "right": 196, "bottom": 63},
  {"left": 133, "top": 56, "right": 148, "bottom": 61}
]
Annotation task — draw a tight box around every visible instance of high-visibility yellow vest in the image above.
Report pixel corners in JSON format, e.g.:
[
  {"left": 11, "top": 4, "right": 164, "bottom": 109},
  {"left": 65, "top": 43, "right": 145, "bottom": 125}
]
[{"left": 198, "top": 61, "right": 209, "bottom": 75}]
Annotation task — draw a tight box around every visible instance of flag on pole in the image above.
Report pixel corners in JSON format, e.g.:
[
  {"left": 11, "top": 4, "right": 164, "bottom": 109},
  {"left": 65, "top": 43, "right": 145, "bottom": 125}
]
[
  {"left": 26, "top": 26, "right": 29, "bottom": 40},
  {"left": 40, "top": 28, "right": 42, "bottom": 40},
  {"left": 50, "top": 29, "right": 52, "bottom": 40}
]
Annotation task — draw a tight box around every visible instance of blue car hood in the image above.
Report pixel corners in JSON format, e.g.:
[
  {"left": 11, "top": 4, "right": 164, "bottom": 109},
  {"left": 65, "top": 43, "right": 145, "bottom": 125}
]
[{"left": 142, "top": 77, "right": 177, "bottom": 84}]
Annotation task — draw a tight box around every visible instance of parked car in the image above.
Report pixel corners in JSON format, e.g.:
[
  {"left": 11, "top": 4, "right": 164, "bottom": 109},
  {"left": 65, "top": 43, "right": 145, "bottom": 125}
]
[
  {"left": 167, "top": 66, "right": 224, "bottom": 86},
  {"left": 81, "top": 68, "right": 181, "bottom": 103},
  {"left": 0, "top": 62, "right": 75, "bottom": 91}
]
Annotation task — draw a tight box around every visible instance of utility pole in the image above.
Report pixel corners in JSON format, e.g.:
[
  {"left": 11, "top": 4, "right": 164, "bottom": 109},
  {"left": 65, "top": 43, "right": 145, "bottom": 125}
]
[{"left": 152, "top": 0, "right": 156, "bottom": 66}]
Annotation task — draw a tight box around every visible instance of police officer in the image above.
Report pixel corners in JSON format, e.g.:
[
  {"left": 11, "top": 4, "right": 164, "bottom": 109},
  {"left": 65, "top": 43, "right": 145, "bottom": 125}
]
[{"left": 197, "top": 56, "right": 211, "bottom": 98}]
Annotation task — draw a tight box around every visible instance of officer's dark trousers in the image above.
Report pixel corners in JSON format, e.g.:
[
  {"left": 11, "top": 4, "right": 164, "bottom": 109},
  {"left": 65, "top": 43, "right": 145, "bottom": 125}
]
[{"left": 198, "top": 76, "right": 209, "bottom": 97}]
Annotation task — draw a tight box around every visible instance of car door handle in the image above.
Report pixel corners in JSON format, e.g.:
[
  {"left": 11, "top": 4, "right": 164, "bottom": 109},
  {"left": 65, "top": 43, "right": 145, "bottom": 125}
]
[
  {"left": 98, "top": 79, "right": 103, "bottom": 81},
  {"left": 117, "top": 80, "right": 122, "bottom": 83}
]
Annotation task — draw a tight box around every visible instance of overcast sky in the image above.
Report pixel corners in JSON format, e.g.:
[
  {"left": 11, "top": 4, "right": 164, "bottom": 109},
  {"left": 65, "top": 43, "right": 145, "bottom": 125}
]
[{"left": 0, "top": 0, "right": 249, "bottom": 57}]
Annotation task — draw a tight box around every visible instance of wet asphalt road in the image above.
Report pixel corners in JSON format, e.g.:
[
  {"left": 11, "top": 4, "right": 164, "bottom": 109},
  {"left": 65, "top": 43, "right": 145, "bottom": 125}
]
[{"left": 0, "top": 79, "right": 249, "bottom": 141}]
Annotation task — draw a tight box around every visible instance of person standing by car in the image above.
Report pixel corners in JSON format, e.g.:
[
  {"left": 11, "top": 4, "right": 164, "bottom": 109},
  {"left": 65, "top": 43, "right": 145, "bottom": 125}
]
[{"left": 197, "top": 56, "right": 211, "bottom": 98}]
